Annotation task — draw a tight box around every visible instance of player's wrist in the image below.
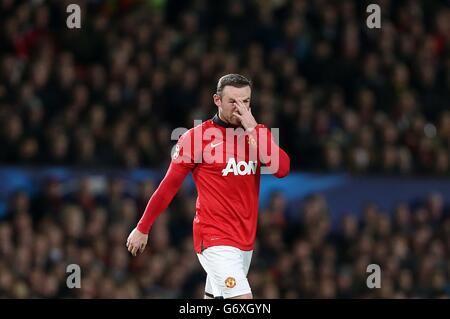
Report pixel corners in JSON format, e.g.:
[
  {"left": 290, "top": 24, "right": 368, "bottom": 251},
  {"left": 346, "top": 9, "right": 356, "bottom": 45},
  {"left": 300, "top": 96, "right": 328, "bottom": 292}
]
[
  {"left": 136, "top": 224, "right": 149, "bottom": 235},
  {"left": 246, "top": 124, "right": 265, "bottom": 149},
  {"left": 245, "top": 121, "right": 259, "bottom": 132},
  {"left": 248, "top": 123, "right": 265, "bottom": 132}
]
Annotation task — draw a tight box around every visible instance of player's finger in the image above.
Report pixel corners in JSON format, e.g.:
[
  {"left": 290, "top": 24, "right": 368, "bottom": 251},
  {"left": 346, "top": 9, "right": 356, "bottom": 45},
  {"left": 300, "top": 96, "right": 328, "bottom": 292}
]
[
  {"left": 232, "top": 102, "right": 241, "bottom": 114},
  {"left": 236, "top": 99, "right": 248, "bottom": 112},
  {"left": 128, "top": 242, "right": 137, "bottom": 254},
  {"left": 234, "top": 100, "right": 245, "bottom": 111},
  {"left": 131, "top": 245, "right": 138, "bottom": 256},
  {"left": 233, "top": 112, "right": 243, "bottom": 120}
]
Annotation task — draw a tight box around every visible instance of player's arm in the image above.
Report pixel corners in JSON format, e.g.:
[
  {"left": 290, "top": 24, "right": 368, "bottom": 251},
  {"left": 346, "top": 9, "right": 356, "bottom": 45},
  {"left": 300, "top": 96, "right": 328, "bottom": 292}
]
[
  {"left": 126, "top": 163, "right": 190, "bottom": 256},
  {"left": 233, "top": 101, "right": 290, "bottom": 178},
  {"left": 252, "top": 126, "right": 290, "bottom": 178},
  {"left": 126, "top": 130, "right": 197, "bottom": 256}
]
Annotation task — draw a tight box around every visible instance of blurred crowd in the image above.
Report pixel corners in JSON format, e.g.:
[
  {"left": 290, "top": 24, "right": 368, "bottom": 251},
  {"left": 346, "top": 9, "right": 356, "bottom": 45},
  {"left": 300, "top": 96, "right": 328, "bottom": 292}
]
[
  {"left": 1, "top": 177, "right": 450, "bottom": 298},
  {"left": 1, "top": 0, "right": 450, "bottom": 300},
  {"left": 0, "top": 0, "right": 449, "bottom": 174}
]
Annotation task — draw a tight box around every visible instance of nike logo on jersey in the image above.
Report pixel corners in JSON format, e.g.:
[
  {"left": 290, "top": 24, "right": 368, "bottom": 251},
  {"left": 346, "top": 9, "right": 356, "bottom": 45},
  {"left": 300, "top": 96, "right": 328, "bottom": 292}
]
[
  {"left": 211, "top": 141, "right": 224, "bottom": 148},
  {"left": 222, "top": 158, "right": 257, "bottom": 176}
]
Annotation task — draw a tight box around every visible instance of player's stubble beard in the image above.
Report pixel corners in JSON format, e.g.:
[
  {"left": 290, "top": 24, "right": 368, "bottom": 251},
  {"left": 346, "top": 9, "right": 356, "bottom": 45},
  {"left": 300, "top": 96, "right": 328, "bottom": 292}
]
[{"left": 218, "top": 109, "right": 242, "bottom": 128}]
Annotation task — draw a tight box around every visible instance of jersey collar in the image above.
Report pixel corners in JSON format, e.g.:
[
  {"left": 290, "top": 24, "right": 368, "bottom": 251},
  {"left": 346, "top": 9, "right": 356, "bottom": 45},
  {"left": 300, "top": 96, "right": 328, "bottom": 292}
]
[{"left": 212, "top": 113, "right": 239, "bottom": 129}]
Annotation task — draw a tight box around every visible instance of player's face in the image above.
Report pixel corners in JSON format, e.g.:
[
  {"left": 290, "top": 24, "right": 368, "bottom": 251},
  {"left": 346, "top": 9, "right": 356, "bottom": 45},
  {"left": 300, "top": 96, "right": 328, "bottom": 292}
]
[{"left": 214, "top": 86, "right": 251, "bottom": 126}]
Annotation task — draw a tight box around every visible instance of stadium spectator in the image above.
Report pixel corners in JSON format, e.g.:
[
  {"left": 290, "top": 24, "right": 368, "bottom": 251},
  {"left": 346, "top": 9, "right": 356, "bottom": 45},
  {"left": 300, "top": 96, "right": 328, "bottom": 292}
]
[
  {"left": 1, "top": 0, "right": 449, "bottom": 299},
  {"left": 0, "top": 0, "right": 448, "bottom": 174},
  {"left": 1, "top": 177, "right": 449, "bottom": 298}
]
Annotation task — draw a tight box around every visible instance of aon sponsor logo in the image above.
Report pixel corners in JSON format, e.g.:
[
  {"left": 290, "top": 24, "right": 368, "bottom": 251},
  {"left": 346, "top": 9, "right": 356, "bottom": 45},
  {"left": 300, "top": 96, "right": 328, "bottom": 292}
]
[{"left": 222, "top": 158, "right": 257, "bottom": 176}]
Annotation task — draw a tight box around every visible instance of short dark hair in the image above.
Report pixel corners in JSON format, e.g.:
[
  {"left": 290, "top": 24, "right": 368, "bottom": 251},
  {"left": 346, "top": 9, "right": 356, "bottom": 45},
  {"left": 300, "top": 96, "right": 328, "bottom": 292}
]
[{"left": 216, "top": 74, "right": 252, "bottom": 96}]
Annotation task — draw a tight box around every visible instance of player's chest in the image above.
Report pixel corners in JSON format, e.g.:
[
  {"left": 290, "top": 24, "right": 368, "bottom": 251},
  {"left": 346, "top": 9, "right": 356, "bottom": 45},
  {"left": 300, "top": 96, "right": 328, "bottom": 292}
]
[{"left": 197, "top": 138, "right": 259, "bottom": 177}]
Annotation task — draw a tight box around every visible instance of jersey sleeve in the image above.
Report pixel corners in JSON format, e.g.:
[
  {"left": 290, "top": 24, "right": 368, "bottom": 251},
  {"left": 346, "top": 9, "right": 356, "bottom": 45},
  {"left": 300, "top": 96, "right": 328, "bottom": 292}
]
[
  {"left": 170, "top": 128, "right": 200, "bottom": 172},
  {"left": 136, "top": 128, "right": 200, "bottom": 234},
  {"left": 248, "top": 124, "right": 291, "bottom": 178}
]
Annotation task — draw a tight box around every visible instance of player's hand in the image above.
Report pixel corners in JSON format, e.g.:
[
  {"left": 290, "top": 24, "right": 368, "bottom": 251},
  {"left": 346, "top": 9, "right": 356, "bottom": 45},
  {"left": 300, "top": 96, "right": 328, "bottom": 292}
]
[
  {"left": 126, "top": 228, "right": 148, "bottom": 256},
  {"left": 233, "top": 99, "right": 258, "bottom": 131}
]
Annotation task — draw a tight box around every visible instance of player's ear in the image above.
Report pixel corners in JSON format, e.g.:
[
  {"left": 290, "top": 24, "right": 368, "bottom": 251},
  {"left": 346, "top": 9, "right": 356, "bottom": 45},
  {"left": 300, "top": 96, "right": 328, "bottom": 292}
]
[{"left": 213, "top": 93, "right": 221, "bottom": 107}]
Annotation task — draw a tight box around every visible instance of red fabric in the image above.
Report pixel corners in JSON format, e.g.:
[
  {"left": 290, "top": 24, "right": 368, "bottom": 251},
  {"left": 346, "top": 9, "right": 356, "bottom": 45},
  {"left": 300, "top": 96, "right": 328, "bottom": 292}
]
[{"left": 137, "top": 119, "right": 290, "bottom": 253}]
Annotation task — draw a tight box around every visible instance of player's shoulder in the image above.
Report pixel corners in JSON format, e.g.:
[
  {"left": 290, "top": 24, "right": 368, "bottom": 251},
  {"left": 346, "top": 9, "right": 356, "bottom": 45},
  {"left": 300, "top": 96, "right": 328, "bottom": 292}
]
[
  {"left": 182, "top": 119, "right": 214, "bottom": 136},
  {"left": 195, "top": 118, "right": 215, "bottom": 131},
  {"left": 180, "top": 119, "right": 214, "bottom": 138}
]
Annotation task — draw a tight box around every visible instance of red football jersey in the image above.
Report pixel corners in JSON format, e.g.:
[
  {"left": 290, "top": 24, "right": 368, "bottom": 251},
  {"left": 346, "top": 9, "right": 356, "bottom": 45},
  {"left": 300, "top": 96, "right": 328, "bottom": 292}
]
[{"left": 137, "top": 114, "right": 290, "bottom": 253}]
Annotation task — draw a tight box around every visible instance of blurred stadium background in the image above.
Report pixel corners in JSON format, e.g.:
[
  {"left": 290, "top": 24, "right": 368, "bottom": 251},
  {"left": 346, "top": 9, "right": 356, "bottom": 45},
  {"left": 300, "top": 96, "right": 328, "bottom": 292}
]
[{"left": 1, "top": 0, "right": 450, "bottom": 298}]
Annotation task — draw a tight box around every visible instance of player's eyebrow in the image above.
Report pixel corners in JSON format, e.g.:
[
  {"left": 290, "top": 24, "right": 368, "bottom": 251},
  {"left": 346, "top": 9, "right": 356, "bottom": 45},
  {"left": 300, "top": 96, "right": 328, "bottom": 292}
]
[{"left": 230, "top": 98, "right": 250, "bottom": 102}]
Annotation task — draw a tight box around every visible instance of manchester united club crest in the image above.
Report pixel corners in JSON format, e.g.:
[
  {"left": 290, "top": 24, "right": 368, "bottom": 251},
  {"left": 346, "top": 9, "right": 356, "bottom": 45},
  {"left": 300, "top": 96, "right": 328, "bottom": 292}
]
[{"left": 225, "top": 277, "right": 236, "bottom": 288}]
